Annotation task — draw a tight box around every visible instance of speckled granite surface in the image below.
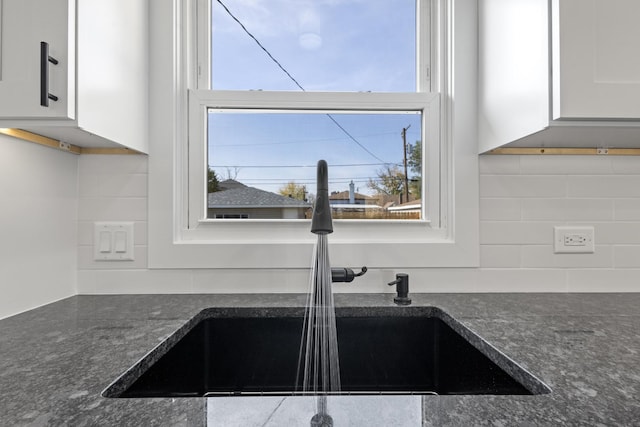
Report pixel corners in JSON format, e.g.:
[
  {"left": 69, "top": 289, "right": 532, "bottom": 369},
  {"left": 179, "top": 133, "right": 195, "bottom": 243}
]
[{"left": 1, "top": 293, "right": 639, "bottom": 426}]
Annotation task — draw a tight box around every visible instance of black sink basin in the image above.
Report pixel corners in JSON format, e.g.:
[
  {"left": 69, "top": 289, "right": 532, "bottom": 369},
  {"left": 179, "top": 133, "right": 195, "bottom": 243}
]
[{"left": 103, "top": 306, "right": 550, "bottom": 398}]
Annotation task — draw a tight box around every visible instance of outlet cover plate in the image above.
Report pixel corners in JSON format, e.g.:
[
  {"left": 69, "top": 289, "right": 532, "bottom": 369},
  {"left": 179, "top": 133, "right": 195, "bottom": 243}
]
[
  {"left": 554, "top": 226, "right": 595, "bottom": 254},
  {"left": 94, "top": 222, "right": 135, "bottom": 261}
]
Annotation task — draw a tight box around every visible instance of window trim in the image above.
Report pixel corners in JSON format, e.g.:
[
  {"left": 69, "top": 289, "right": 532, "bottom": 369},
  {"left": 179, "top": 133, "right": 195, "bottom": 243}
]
[
  {"left": 148, "top": 0, "right": 479, "bottom": 269},
  {"left": 188, "top": 89, "right": 440, "bottom": 230}
]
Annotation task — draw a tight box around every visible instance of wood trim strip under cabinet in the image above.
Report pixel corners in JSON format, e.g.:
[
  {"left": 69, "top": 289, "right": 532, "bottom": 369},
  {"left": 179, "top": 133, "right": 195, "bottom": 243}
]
[
  {"left": 0, "top": 128, "right": 142, "bottom": 155},
  {"left": 487, "top": 147, "right": 640, "bottom": 156}
]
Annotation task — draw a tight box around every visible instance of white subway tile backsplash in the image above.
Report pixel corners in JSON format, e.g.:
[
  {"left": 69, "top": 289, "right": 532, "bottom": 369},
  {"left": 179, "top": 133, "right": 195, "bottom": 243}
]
[
  {"left": 480, "top": 198, "right": 522, "bottom": 221},
  {"left": 567, "top": 175, "right": 640, "bottom": 198},
  {"left": 478, "top": 155, "right": 520, "bottom": 174},
  {"left": 77, "top": 221, "right": 94, "bottom": 246},
  {"left": 521, "top": 199, "right": 567, "bottom": 221},
  {"left": 480, "top": 245, "right": 522, "bottom": 268},
  {"left": 191, "top": 269, "right": 310, "bottom": 294},
  {"left": 78, "top": 174, "right": 101, "bottom": 198},
  {"left": 567, "top": 269, "right": 640, "bottom": 292},
  {"left": 613, "top": 246, "right": 640, "bottom": 268},
  {"left": 133, "top": 221, "right": 148, "bottom": 246},
  {"left": 93, "top": 174, "right": 147, "bottom": 198},
  {"left": 477, "top": 269, "right": 567, "bottom": 292},
  {"left": 77, "top": 269, "right": 192, "bottom": 294},
  {"left": 407, "top": 269, "right": 480, "bottom": 293},
  {"left": 561, "top": 199, "right": 615, "bottom": 221},
  {"left": 74, "top": 153, "right": 640, "bottom": 293},
  {"left": 611, "top": 156, "right": 640, "bottom": 174},
  {"left": 480, "top": 175, "right": 567, "bottom": 198},
  {"left": 476, "top": 155, "right": 640, "bottom": 292},
  {"left": 591, "top": 223, "right": 640, "bottom": 244},
  {"left": 78, "top": 197, "right": 147, "bottom": 222},
  {"left": 79, "top": 154, "right": 147, "bottom": 175},
  {"left": 614, "top": 199, "right": 640, "bottom": 221},
  {"left": 481, "top": 221, "right": 553, "bottom": 245},
  {"left": 521, "top": 199, "right": 614, "bottom": 221},
  {"left": 520, "top": 155, "right": 613, "bottom": 175},
  {"left": 521, "top": 245, "right": 613, "bottom": 269},
  {"left": 77, "top": 155, "right": 149, "bottom": 273}
]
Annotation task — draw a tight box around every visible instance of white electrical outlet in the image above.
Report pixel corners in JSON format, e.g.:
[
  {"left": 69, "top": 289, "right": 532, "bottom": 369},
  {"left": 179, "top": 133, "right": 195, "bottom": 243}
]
[{"left": 554, "top": 226, "right": 595, "bottom": 254}]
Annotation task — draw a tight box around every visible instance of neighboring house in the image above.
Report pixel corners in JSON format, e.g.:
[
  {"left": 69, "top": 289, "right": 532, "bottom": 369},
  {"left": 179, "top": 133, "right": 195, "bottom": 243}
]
[
  {"left": 373, "top": 193, "right": 402, "bottom": 209},
  {"left": 330, "top": 180, "right": 379, "bottom": 207},
  {"left": 328, "top": 181, "right": 383, "bottom": 218},
  {"left": 329, "top": 191, "right": 373, "bottom": 206},
  {"left": 387, "top": 198, "right": 422, "bottom": 219},
  {"left": 208, "top": 180, "right": 311, "bottom": 219}
]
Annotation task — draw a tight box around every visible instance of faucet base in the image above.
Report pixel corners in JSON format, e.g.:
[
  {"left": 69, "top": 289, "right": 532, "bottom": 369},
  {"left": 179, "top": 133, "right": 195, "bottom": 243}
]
[
  {"left": 393, "top": 296, "right": 412, "bottom": 306},
  {"left": 310, "top": 413, "right": 333, "bottom": 427},
  {"left": 388, "top": 273, "right": 411, "bottom": 305}
]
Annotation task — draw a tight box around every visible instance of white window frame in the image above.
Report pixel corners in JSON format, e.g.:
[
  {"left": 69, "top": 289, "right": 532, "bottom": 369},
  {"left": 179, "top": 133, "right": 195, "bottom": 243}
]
[{"left": 148, "top": 0, "right": 479, "bottom": 269}]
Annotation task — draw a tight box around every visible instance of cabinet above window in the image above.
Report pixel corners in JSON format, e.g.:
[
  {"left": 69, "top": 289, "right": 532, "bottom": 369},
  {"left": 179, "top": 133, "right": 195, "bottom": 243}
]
[
  {"left": 0, "top": 0, "right": 148, "bottom": 153},
  {"left": 479, "top": 0, "right": 640, "bottom": 153}
]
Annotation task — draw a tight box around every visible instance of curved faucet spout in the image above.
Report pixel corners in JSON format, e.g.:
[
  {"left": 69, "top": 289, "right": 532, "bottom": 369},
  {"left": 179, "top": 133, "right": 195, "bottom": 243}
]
[{"left": 311, "top": 160, "right": 333, "bottom": 235}]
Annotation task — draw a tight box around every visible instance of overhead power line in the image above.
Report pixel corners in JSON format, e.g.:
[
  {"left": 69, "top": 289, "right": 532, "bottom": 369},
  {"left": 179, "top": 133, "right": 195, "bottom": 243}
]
[
  {"left": 210, "top": 162, "right": 401, "bottom": 169},
  {"left": 214, "top": 0, "right": 305, "bottom": 91},
  {"left": 215, "top": 0, "right": 388, "bottom": 164},
  {"left": 324, "top": 115, "right": 386, "bottom": 163},
  {"left": 211, "top": 130, "right": 402, "bottom": 148}
]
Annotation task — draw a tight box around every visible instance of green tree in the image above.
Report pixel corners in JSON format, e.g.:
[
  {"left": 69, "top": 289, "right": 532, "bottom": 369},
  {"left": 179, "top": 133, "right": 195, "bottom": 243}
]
[
  {"left": 368, "top": 140, "right": 422, "bottom": 201},
  {"left": 367, "top": 164, "right": 405, "bottom": 196},
  {"left": 408, "top": 140, "right": 421, "bottom": 174},
  {"left": 279, "top": 181, "right": 307, "bottom": 201},
  {"left": 408, "top": 140, "right": 422, "bottom": 197},
  {"left": 208, "top": 167, "right": 220, "bottom": 193}
]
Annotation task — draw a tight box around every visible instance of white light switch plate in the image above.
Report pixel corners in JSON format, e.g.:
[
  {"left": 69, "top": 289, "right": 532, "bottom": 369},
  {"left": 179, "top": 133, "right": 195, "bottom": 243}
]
[
  {"left": 94, "top": 222, "right": 134, "bottom": 261},
  {"left": 554, "top": 226, "right": 595, "bottom": 254}
]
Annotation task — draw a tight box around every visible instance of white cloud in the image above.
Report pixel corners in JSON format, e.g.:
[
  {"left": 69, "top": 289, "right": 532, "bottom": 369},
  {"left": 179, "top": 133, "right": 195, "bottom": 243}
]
[{"left": 298, "top": 33, "right": 323, "bottom": 50}]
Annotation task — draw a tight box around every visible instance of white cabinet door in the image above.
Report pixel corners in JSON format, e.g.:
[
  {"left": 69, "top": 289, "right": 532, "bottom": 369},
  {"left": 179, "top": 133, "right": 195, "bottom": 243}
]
[
  {"left": 553, "top": 0, "right": 640, "bottom": 119},
  {"left": 0, "top": 0, "right": 74, "bottom": 119},
  {"left": 478, "top": 0, "right": 550, "bottom": 153}
]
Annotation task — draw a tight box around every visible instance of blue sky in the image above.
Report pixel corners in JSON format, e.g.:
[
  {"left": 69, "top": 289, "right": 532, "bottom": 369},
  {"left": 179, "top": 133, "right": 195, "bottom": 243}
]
[{"left": 208, "top": 0, "right": 419, "bottom": 196}]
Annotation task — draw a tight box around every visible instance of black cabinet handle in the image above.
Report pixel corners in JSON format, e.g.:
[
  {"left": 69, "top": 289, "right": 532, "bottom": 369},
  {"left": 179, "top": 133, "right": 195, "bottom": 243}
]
[{"left": 40, "top": 41, "right": 59, "bottom": 107}]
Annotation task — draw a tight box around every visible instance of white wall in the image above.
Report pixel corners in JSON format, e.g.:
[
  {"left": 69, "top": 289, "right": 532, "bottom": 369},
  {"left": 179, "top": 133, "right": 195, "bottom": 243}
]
[
  {"left": 0, "top": 134, "right": 78, "bottom": 319},
  {"left": 76, "top": 154, "right": 640, "bottom": 294}
]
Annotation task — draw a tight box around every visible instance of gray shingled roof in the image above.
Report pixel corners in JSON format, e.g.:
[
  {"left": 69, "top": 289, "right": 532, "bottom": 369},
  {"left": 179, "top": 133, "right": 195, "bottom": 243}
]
[{"left": 208, "top": 180, "right": 312, "bottom": 208}]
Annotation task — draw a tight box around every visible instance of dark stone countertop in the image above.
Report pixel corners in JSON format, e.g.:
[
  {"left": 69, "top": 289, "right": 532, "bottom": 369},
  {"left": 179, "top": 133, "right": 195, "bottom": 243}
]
[{"left": 1, "top": 293, "right": 639, "bottom": 426}]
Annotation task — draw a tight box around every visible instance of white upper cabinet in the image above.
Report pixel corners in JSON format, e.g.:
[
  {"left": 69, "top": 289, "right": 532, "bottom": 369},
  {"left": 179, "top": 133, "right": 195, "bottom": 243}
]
[
  {"left": 0, "top": 0, "right": 148, "bottom": 153},
  {"left": 0, "top": 0, "right": 74, "bottom": 119},
  {"left": 479, "top": 0, "right": 640, "bottom": 153},
  {"left": 552, "top": 0, "right": 640, "bottom": 119}
]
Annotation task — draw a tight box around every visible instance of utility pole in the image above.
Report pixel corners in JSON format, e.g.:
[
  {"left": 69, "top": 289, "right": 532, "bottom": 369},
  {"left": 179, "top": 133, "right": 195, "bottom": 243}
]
[{"left": 401, "top": 125, "right": 411, "bottom": 204}]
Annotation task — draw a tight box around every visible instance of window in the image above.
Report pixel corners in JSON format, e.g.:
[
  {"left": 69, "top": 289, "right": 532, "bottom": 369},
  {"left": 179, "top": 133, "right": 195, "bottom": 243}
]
[
  {"left": 210, "top": 0, "right": 417, "bottom": 92},
  {"left": 147, "top": 0, "right": 479, "bottom": 269},
  {"left": 207, "top": 109, "right": 425, "bottom": 221},
  {"left": 199, "top": 0, "right": 432, "bottom": 223}
]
